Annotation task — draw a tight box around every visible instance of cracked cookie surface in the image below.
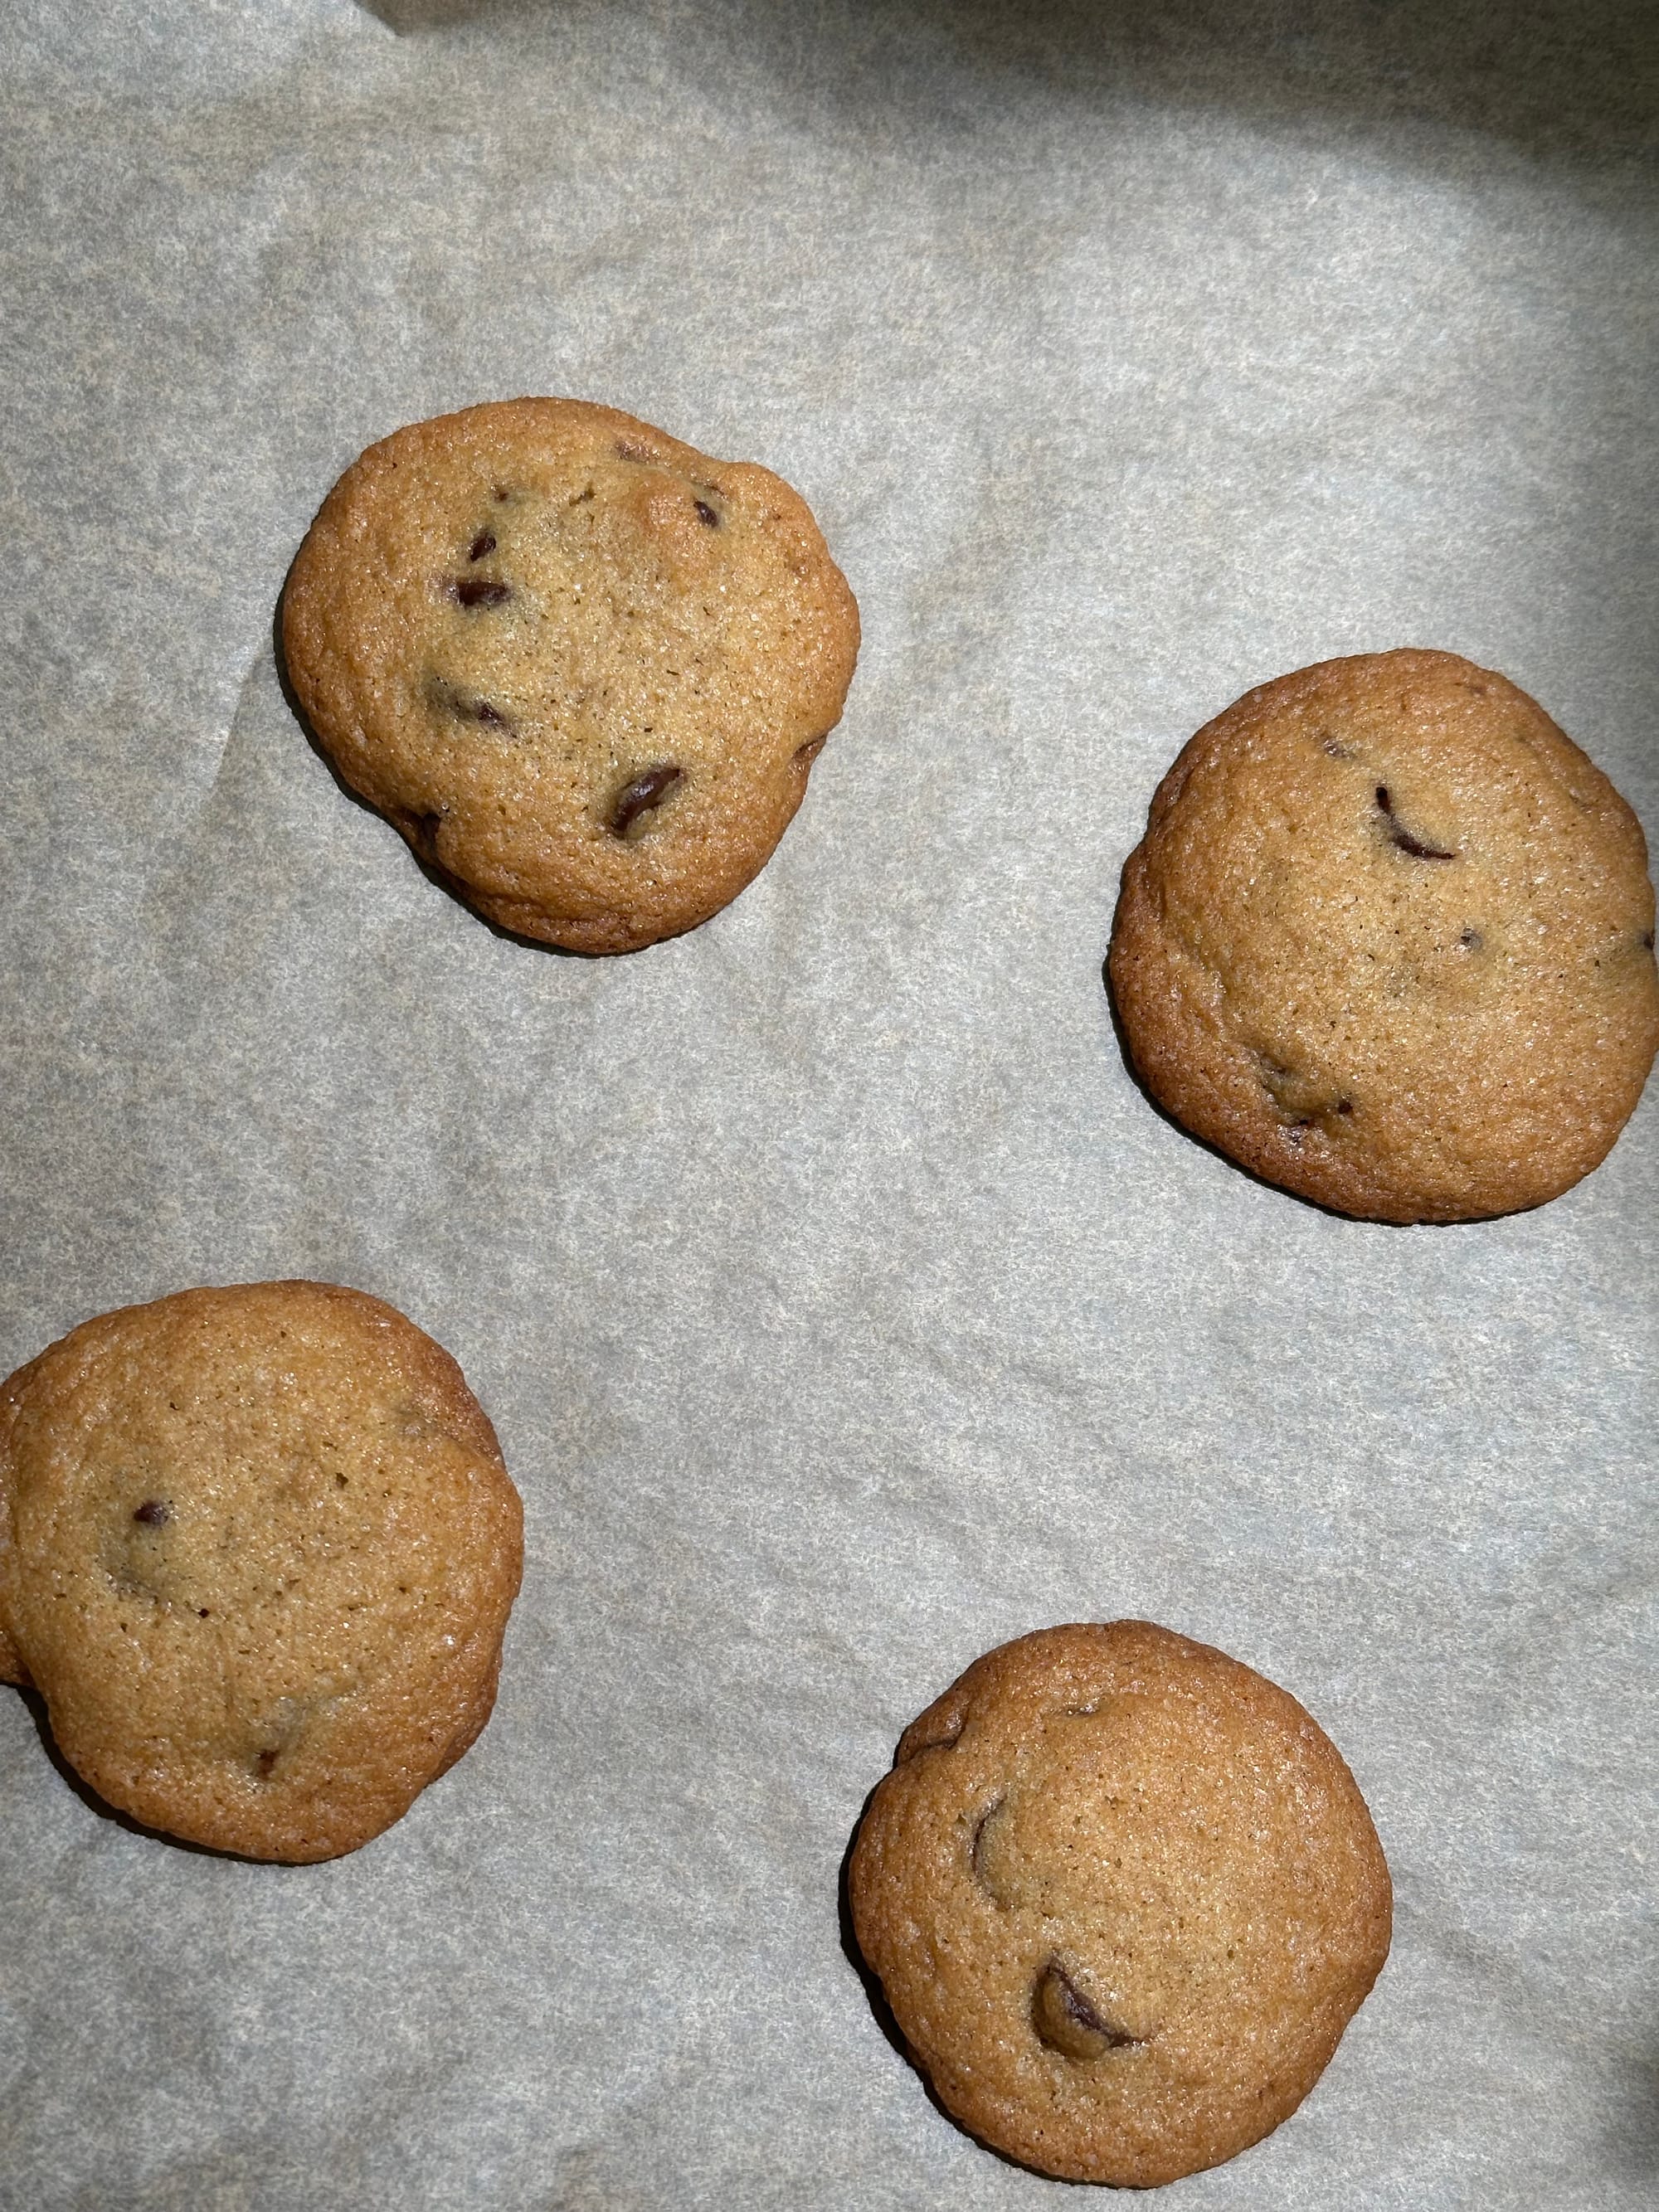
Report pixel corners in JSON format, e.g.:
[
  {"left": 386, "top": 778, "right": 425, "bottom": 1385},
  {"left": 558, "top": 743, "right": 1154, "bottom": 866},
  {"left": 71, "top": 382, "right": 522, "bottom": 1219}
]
[
  {"left": 1108, "top": 649, "right": 1659, "bottom": 1221},
  {"left": 281, "top": 398, "right": 859, "bottom": 952},
  {"left": 848, "top": 1622, "right": 1391, "bottom": 2188},
  {"left": 0, "top": 1281, "right": 523, "bottom": 1861}
]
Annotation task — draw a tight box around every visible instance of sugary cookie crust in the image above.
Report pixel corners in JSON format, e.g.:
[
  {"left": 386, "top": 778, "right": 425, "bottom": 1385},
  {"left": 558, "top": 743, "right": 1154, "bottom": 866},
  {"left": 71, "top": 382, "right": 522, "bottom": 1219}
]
[
  {"left": 281, "top": 398, "right": 860, "bottom": 952},
  {"left": 1108, "top": 649, "right": 1659, "bottom": 1222},
  {"left": 0, "top": 1281, "right": 523, "bottom": 1861},
  {"left": 849, "top": 1622, "right": 1392, "bottom": 2188}
]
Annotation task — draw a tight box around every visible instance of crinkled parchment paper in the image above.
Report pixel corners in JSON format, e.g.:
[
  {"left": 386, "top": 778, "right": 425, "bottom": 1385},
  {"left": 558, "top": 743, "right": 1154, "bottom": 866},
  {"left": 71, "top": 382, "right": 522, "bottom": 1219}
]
[{"left": 1, "top": 3, "right": 1654, "bottom": 2205}]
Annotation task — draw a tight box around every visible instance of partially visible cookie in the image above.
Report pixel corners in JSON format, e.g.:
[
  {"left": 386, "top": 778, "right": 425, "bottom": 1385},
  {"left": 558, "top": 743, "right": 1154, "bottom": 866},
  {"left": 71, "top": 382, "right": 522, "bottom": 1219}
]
[
  {"left": 848, "top": 1622, "right": 1391, "bottom": 2188},
  {"left": 1108, "top": 649, "right": 1659, "bottom": 1222},
  {"left": 281, "top": 398, "right": 860, "bottom": 952},
  {"left": 0, "top": 1281, "right": 522, "bottom": 1861}
]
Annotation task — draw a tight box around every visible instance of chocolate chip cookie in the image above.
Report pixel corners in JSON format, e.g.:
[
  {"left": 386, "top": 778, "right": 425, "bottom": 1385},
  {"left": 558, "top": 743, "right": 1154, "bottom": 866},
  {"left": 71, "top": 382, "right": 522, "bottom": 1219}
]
[
  {"left": 0, "top": 1281, "right": 523, "bottom": 1861},
  {"left": 848, "top": 1622, "right": 1391, "bottom": 2187},
  {"left": 1108, "top": 649, "right": 1659, "bottom": 1221},
  {"left": 281, "top": 398, "right": 860, "bottom": 952}
]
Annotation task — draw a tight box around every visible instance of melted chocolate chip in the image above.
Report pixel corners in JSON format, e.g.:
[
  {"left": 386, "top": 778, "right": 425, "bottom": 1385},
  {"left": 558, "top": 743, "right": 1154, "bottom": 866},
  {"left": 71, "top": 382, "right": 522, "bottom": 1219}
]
[
  {"left": 467, "top": 532, "right": 496, "bottom": 562},
  {"left": 693, "top": 499, "right": 720, "bottom": 528},
  {"left": 1375, "top": 785, "right": 1457, "bottom": 860},
  {"left": 610, "top": 763, "right": 683, "bottom": 839},
  {"left": 1643, "top": 930, "right": 1656, "bottom": 952},
  {"left": 1032, "top": 1963, "right": 1140, "bottom": 2059},
  {"left": 133, "top": 1499, "right": 170, "bottom": 1527},
  {"left": 452, "top": 576, "right": 510, "bottom": 610},
  {"left": 255, "top": 1749, "right": 278, "bottom": 1778}
]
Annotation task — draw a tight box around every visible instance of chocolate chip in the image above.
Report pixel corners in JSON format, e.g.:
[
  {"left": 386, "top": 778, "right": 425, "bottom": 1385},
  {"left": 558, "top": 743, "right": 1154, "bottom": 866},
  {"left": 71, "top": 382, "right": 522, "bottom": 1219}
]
[
  {"left": 255, "top": 1749, "right": 278, "bottom": 1778},
  {"left": 1390, "top": 824, "right": 1457, "bottom": 860},
  {"left": 610, "top": 763, "right": 683, "bottom": 839},
  {"left": 452, "top": 576, "right": 511, "bottom": 610},
  {"left": 1375, "top": 785, "right": 1457, "bottom": 860},
  {"left": 427, "top": 677, "right": 513, "bottom": 732},
  {"left": 467, "top": 532, "right": 496, "bottom": 562},
  {"left": 1643, "top": 930, "right": 1656, "bottom": 952},
  {"left": 133, "top": 1499, "right": 170, "bottom": 1527},
  {"left": 1336, "top": 1097, "right": 1354, "bottom": 1116},
  {"left": 1460, "top": 927, "right": 1482, "bottom": 950},
  {"left": 1032, "top": 1962, "right": 1139, "bottom": 2059},
  {"left": 693, "top": 499, "right": 719, "bottom": 528}
]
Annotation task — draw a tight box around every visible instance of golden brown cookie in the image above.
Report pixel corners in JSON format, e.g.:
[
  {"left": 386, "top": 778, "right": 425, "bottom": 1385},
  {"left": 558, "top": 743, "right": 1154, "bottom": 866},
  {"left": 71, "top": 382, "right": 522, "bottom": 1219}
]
[
  {"left": 0, "top": 1281, "right": 522, "bottom": 1861},
  {"left": 1108, "top": 649, "right": 1659, "bottom": 1222},
  {"left": 281, "top": 398, "right": 859, "bottom": 952},
  {"left": 848, "top": 1622, "right": 1391, "bottom": 2188}
]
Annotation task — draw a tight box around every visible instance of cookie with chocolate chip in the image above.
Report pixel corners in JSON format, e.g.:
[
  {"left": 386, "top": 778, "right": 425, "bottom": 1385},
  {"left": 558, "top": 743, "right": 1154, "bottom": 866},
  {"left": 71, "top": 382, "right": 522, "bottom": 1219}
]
[
  {"left": 848, "top": 1622, "right": 1391, "bottom": 2188},
  {"left": 0, "top": 1281, "right": 522, "bottom": 1861},
  {"left": 281, "top": 398, "right": 859, "bottom": 952},
  {"left": 1108, "top": 649, "right": 1659, "bottom": 1221}
]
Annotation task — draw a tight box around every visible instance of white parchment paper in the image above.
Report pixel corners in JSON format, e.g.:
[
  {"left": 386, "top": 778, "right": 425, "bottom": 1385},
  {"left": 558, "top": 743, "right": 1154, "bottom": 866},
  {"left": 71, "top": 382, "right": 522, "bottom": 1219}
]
[{"left": 2, "top": 4, "right": 1655, "bottom": 2206}]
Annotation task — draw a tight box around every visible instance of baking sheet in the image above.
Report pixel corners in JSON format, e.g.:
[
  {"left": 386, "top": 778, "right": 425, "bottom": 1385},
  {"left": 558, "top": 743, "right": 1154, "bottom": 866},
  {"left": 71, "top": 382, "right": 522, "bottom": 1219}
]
[{"left": 2, "top": 2, "right": 1655, "bottom": 2205}]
